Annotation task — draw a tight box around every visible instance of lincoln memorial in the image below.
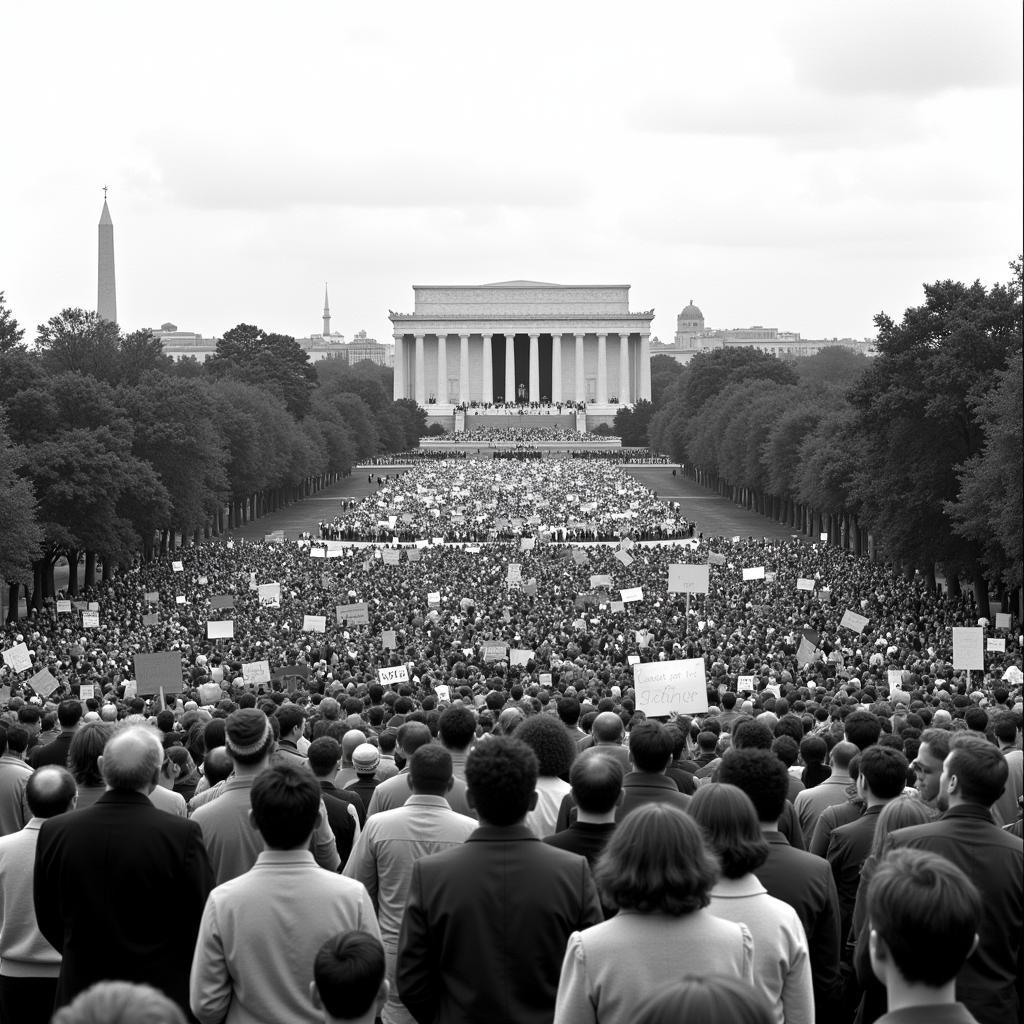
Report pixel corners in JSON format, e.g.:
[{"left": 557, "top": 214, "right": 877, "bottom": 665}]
[{"left": 389, "top": 281, "right": 654, "bottom": 428}]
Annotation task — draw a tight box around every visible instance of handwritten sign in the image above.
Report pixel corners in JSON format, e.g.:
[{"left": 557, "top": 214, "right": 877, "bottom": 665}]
[
  {"left": 840, "top": 610, "right": 869, "bottom": 634},
  {"left": 742, "top": 567, "right": 765, "bottom": 581},
  {"left": 133, "top": 652, "right": 183, "bottom": 695},
  {"left": 242, "top": 661, "right": 272, "bottom": 686},
  {"left": 634, "top": 659, "right": 709, "bottom": 717},
  {"left": 207, "top": 620, "right": 234, "bottom": 639},
  {"left": 951, "top": 627, "right": 984, "bottom": 670},
  {"left": 887, "top": 670, "right": 903, "bottom": 688},
  {"left": 987, "top": 638, "right": 1006, "bottom": 653},
  {"left": 482, "top": 642, "right": 507, "bottom": 662},
  {"left": 381, "top": 630, "right": 397, "bottom": 650},
  {"left": 302, "top": 615, "right": 327, "bottom": 633},
  {"left": 171, "top": 561, "right": 184, "bottom": 572},
  {"left": 796, "top": 578, "right": 815, "bottom": 591},
  {"left": 29, "top": 668, "right": 60, "bottom": 699},
  {"left": 620, "top": 587, "right": 644, "bottom": 604},
  {"left": 668, "top": 564, "right": 709, "bottom": 594},
  {"left": 610, "top": 600, "right": 625, "bottom": 613},
  {"left": 708, "top": 552, "right": 726, "bottom": 566},
  {"left": 209, "top": 595, "right": 235, "bottom": 610},
  {"left": 79, "top": 683, "right": 95, "bottom": 702},
  {"left": 737, "top": 675, "right": 757, "bottom": 690},
  {"left": 627, "top": 654, "right": 641, "bottom": 666},
  {"left": 590, "top": 575, "right": 612, "bottom": 589},
  {"left": 142, "top": 613, "right": 159, "bottom": 626},
  {"left": 336, "top": 603, "right": 370, "bottom": 626},
  {"left": 258, "top": 582, "right": 281, "bottom": 608},
  {"left": 615, "top": 549, "right": 634, "bottom": 567},
  {"left": 56, "top": 600, "right": 72, "bottom": 613},
  {"left": 82, "top": 611, "right": 100, "bottom": 629},
  {"left": 427, "top": 592, "right": 441, "bottom": 606},
  {"left": 434, "top": 684, "right": 451, "bottom": 702},
  {"left": 382, "top": 549, "right": 400, "bottom": 565},
  {"left": 2, "top": 643, "right": 33, "bottom": 673},
  {"left": 378, "top": 665, "right": 410, "bottom": 686},
  {"left": 995, "top": 613, "right": 1011, "bottom": 630},
  {"left": 510, "top": 649, "right": 534, "bottom": 666},
  {"left": 507, "top": 564, "right": 522, "bottom": 584}
]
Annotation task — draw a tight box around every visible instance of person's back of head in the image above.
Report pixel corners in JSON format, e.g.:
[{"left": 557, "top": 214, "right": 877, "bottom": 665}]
[
  {"left": 396, "top": 721, "right": 431, "bottom": 758},
  {"left": 771, "top": 735, "right": 799, "bottom": 768},
  {"left": 629, "top": 721, "right": 674, "bottom": 774},
  {"left": 696, "top": 730, "right": 718, "bottom": 754},
  {"left": 203, "top": 746, "right": 234, "bottom": 787},
  {"left": 308, "top": 736, "right": 342, "bottom": 778},
  {"left": 515, "top": 714, "right": 576, "bottom": 778},
  {"left": 377, "top": 728, "right": 398, "bottom": 755},
  {"left": 101, "top": 727, "right": 163, "bottom": 793},
  {"left": 991, "top": 712, "right": 1018, "bottom": 746},
  {"left": 731, "top": 719, "right": 773, "bottom": 751},
  {"left": 963, "top": 706, "right": 988, "bottom": 734},
  {"left": 945, "top": 733, "right": 1009, "bottom": 808},
  {"left": 465, "top": 736, "right": 538, "bottom": 826},
  {"left": 830, "top": 739, "right": 859, "bottom": 771},
  {"left": 721, "top": 691, "right": 738, "bottom": 710},
  {"left": 718, "top": 748, "right": 789, "bottom": 824},
  {"left": 408, "top": 744, "right": 453, "bottom": 796},
  {"left": 858, "top": 745, "right": 909, "bottom": 801},
  {"left": 276, "top": 704, "right": 306, "bottom": 739},
  {"left": 250, "top": 764, "right": 322, "bottom": 850},
  {"left": 570, "top": 748, "right": 624, "bottom": 815},
  {"left": 155, "top": 709, "right": 175, "bottom": 735},
  {"left": 26, "top": 765, "right": 77, "bottom": 818},
  {"left": 58, "top": 699, "right": 84, "bottom": 730},
  {"left": 635, "top": 976, "right": 774, "bottom": 1024},
  {"left": 312, "top": 932, "right": 387, "bottom": 1023},
  {"left": 224, "top": 708, "right": 274, "bottom": 766},
  {"left": 51, "top": 980, "right": 187, "bottom": 1024},
  {"left": 4, "top": 725, "right": 30, "bottom": 758},
  {"left": 867, "top": 848, "right": 981, "bottom": 995},
  {"left": 438, "top": 705, "right": 475, "bottom": 751},
  {"left": 592, "top": 711, "right": 625, "bottom": 745},
  {"left": 845, "top": 710, "right": 882, "bottom": 750},
  {"left": 799, "top": 734, "right": 827, "bottom": 767},
  {"left": 557, "top": 696, "right": 581, "bottom": 727},
  {"left": 774, "top": 713, "right": 803, "bottom": 744}
]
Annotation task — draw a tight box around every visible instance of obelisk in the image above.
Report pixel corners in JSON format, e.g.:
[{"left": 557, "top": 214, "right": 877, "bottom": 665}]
[
  {"left": 323, "top": 283, "right": 331, "bottom": 337},
  {"left": 97, "top": 190, "right": 117, "bottom": 323}
]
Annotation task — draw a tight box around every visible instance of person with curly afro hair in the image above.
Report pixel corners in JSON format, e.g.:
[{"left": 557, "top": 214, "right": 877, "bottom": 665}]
[{"left": 515, "top": 714, "right": 577, "bottom": 837}]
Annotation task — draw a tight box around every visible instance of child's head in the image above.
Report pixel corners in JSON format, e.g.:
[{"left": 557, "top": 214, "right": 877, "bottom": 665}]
[
  {"left": 867, "top": 847, "right": 981, "bottom": 989},
  {"left": 311, "top": 932, "right": 387, "bottom": 1023}
]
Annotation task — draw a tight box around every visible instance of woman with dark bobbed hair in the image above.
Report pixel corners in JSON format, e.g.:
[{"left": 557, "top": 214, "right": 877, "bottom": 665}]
[
  {"left": 553, "top": 804, "right": 753, "bottom": 1024},
  {"left": 690, "top": 784, "right": 813, "bottom": 1024},
  {"left": 515, "top": 713, "right": 576, "bottom": 837},
  {"left": 634, "top": 976, "right": 774, "bottom": 1024},
  {"left": 67, "top": 722, "right": 114, "bottom": 810}
]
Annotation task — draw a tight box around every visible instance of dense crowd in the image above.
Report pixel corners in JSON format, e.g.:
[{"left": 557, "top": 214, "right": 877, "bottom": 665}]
[
  {"left": 570, "top": 449, "right": 670, "bottom": 463},
  {"left": 442, "top": 426, "right": 617, "bottom": 444},
  {"left": 0, "top": 458, "right": 1021, "bottom": 1024},
  {"left": 457, "top": 401, "right": 588, "bottom": 414}
]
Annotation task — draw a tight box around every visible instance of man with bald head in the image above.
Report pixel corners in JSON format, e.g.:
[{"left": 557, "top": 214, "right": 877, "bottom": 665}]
[
  {"left": 587, "top": 712, "right": 631, "bottom": 774},
  {"left": 33, "top": 726, "right": 213, "bottom": 1015}
]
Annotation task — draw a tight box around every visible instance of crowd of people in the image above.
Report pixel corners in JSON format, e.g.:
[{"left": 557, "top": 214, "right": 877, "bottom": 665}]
[
  {"left": 569, "top": 449, "right": 670, "bottom": 463},
  {"left": 456, "top": 401, "right": 589, "bottom": 414},
  {"left": 0, "top": 455, "right": 1021, "bottom": 1024},
  {"left": 438, "top": 426, "right": 616, "bottom": 444}
]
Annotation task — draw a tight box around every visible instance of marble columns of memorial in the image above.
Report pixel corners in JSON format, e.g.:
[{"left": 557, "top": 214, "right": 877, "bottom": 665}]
[{"left": 392, "top": 330, "right": 650, "bottom": 406}]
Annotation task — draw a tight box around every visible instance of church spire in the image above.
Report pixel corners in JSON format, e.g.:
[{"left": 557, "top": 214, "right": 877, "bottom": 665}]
[
  {"left": 97, "top": 189, "right": 117, "bottom": 323},
  {"left": 322, "top": 283, "right": 331, "bottom": 337}
]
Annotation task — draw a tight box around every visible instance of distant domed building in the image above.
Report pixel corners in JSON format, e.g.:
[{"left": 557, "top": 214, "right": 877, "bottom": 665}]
[{"left": 674, "top": 299, "right": 704, "bottom": 344}]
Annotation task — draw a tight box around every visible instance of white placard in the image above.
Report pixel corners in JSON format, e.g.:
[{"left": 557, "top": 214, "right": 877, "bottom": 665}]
[
  {"left": 510, "top": 649, "right": 534, "bottom": 666},
  {"left": 258, "top": 582, "right": 282, "bottom": 608},
  {"left": 634, "top": 659, "right": 709, "bottom": 717},
  {"left": 302, "top": 615, "right": 327, "bottom": 633},
  {"left": 951, "top": 627, "right": 984, "bottom": 670},
  {"left": 79, "top": 683, "right": 94, "bottom": 701},
  {"left": 197, "top": 576, "right": 208, "bottom": 585},
  {"left": 987, "top": 638, "right": 1006, "bottom": 653},
  {"left": 615, "top": 549, "right": 634, "bottom": 567},
  {"left": 627, "top": 654, "right": 641, "bottom": 666},
  {"left": 840, "top": 610, "right": 870, "bottom": 633},
  {"left": 56, "top": 599, "right": 73, "bottom": 613},
  {"left": 737, "top": 675, "right": 757, "bottom": 690},
  {"left": 507, "top": 564, "right": 522, "bottom": 583},
  {"left": 175, "top": 595, "right": 186, "bottom": 605},
  {"left": 610, "top": 600, "right": 625, "bottom": 613},
  {"left": 620, "top": 587, "right": 644, "bottom": 604},
  {"left": 796, "top": 578, "right": 815, "bottom": 591},
  {"left": 29, "top": 668, "right": 60, "bottom": 699},
  {"left": 590, "top": 575, "right": 612, "bottom": 589},
  {"left": 378, "top": 665, "right": 410, "bottom": 686},
  {"left": 2, "top": 643, "right": 33, "bottom": 673},
  {"left": 242, "top": 661, "right": 272, "bottom": 685},
  {"left": 207, "top": 620, "right": 234, "bottom": 639},
  {"left": 87, "top": 601, "right": 99, "bottom": 612},
  {"left": 995, "top": 613, "right": 1011, "bottom": 630},
  {"left": 820, "top": 533, "right": 828, "bottom": 542},
  {"left": 427, "top": 592, "right": 441, "bottom": 606},
  {"left": 742, "top": 567, "right": 765, "bottom": 581},
  {"left": 434, "top": 684, "right": 451, "bottom": 702},
  {"left": 668, "top": 564, "right": 710, "bottom": 594},
  {"left": 887, "top": 670, "right": 903, "bottom": 688},
  {"left": 520, "top": 537, "right": 535, "bottom": 551},
  {"left": 82, "top": 611, "right": 100, "bottom": 628},
  {"left": 171, "top": 561, "right": 184, "bottom": 572}
]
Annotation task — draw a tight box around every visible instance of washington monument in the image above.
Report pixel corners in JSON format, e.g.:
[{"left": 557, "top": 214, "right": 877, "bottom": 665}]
[{"left": 97, "top": 189, "right": 116, "bottom": 323}]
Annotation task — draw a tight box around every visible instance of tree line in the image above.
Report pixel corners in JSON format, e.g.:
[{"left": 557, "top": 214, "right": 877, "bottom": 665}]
[
  {"left": 637, "top": 263, "right": 1022, "bottom": 618},
  {"left": 0, "top": 302, "right": 423, "bottom": 617}
]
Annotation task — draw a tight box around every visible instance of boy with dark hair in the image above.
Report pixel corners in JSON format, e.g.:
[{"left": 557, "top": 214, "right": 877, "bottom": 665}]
[{"left": 867, "top": 848, "right": 982, "bottom": 1023}]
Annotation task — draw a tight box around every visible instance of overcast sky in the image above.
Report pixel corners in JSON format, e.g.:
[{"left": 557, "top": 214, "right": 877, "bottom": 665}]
[{"left": 2, "top": 1, "right": 1020, "bottom": 345}]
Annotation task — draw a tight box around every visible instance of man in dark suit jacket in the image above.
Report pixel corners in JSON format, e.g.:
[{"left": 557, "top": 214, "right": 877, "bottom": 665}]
[
  {"left": 34, "top": 725, "right": 213, "bottom": 1015},
  {"left": 617, "top": 720, "right": 691, "bottom": 821},
  {"left": 719, "top": 747, "right": 843, "bottom": 1021},
  {"left": 397, "top": 736, "right": 603, "bottom": 1024},
  {"left": 888, "top": 734, "right": 1023, "bottom": 1024},
  {"left": 827, "top": 744, "right": 908, "bottom": 944},
  {"left": 544, "top": 747, "right": 621, "bottom": 868},
  {"left": 27, "top": 701, "right": 81, "bottom": 770}
]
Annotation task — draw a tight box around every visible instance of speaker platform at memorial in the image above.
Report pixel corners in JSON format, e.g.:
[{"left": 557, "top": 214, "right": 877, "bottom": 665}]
[{"left": 389, "top": 281, "right": 654, "bottom": 431}]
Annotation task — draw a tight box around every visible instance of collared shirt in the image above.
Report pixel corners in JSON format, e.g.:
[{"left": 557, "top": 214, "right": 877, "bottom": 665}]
[
  {"left": 343, "top": 795, "right": 476, "bottom": 947},
  {"left": 876, "top": 1004, "right": 981, "bottom": 1024}
]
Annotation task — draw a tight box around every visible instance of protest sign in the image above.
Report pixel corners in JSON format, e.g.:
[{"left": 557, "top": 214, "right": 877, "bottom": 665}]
[
  {"left": 29, "top": 668, "right": 60, "bottom": 699},
  {"left": 171, "top": 561, "right": 184, "bottom": 572},
  {"left": 122, "top": 680, "right": 137, "bottom": 699},
  {"left": 840, "top": 610, "right": 870, "bottom": 634},
  {"left": 796, "top": 578, "right": 815, "bottom": 591},
  {"left": 572, "top": 549, "right": 589, "bottom": 563},
  {"left": 207, "top": 620, "right": 234, "bottom": 640},
  {"left": 79, "top": 683, "right": 94, "bottom": 701},
  {"left": 627, "top": 654, "right": 641, "bottom": 666},
  {"left": 731, "top": 535, "right": 741, "bottom": 543},
  {"left": 197, "top": 576, "right": 208, "bottom": 585},
  {"left": 434, "top": 684, "right": 451, "bottom": 702},
  {"left": 141, "top": 613, "right": 160, "bottom": 626},
  {"left": 887, "top": 670, "right": 903, "bottom": 688},
  {"left": 87, "top": 602, "right": 99, "bottom": 612},
  {"left": 427, "top": 592, "right": 441, "bottom": 606},
  {"left": 610, "top": 600, "right": 625, "bottom": 613},
  {"left": 378, "top": 665, "right": 410, "bottom": 686},
  {"left": 336, "top": 603, "right": 370, "bottom": 626},
  {"left": 507, "top": 564, "right": 522, "bottom": 584},
  {"left": 520, "top": 537, "right": 535, "bottom": 551},
  {"left": 382, "top": 549, "right": 400, "bottom": 565},
  {"left": 309, "top": 548, "right": 326, "bottom": 559},
  {"left": 668, "top": 564, "right": 709, "bottom": 594},
  {"left": 590, "top": 575, "right": 612, "bottom": 589},
  {"left": 707, "top": 552, "right": 727, "bottom": 566},
  {"left": 302, "top": 615, "right": 327, "bottom": 633},
  {"left": 620, "top": 587, "right": 643, "bottom": 603},
  {"left": 619, "top": 537, "right": 635, "bottom": 550},
  {"left": 820, "top": 533, "right": 828, "bottom": 542},
  {"left": 72, "top": 601, "right": 87, "bottom": 611},
  {"left": 381, "top": 630, "right": 398, "bottom": 650},
  {"left": 144, "top": 591, "right": 159, "bottom": 603},
  {"left": 987, "top": 638, "right": 1006, "bottom": 653},
  {"left": 737, "top": 675, "right": 757, "bottom": 690},
  {"left": 539, "top": 673, "right": 552, "bottom": 687},
  {"left": 56, "top": 600, "right": 72, "bottom": 613},
  {"left": 951, "top": 627, "right": 984, "bottom": 670},
  {"left": 242, "top": 661, "right": 272, "bottom": 687},
  {"left": 482, "top": 642, "right": 507, "bottom": 662},
  {"left": 407, "top": 549, "right": 422, "bottom": 562},
  {"left": 995, "top": 613, "right": 1011, "bottom": 630},
  {"left": 510, "top": 649, "right": 534, "bottom": 666},
  {"left": 614, "top": 549, "right": 634, "bottom": 567},
  {"left": 742, "top": 567, "right": 765, "bottom": 581},
  {"left": 209, "top": 595, "right": 235, "bottom": 610},
  {"left": 175, "top": 595, "right": 186, "bottom": 605},
  {"left": 248, "top": 572, "right": 257, "bottom": 591},
  {"left": 633, "top": 660, "right": 709, "bottom": 717},
  {"left": 2, "top": 643, "right": 33, "bottom": 673},
  {"left": 133, "top": 652, "right": 183, "bottom": 695},
  {"left": 258, "top": 582, "right": 282, "bottom": 608},
  {"left": 82, "top": 611, "right": 100, "bottom": 629},
  {"left": 634, "top": 630, "right": 652, "bottom": 648}
]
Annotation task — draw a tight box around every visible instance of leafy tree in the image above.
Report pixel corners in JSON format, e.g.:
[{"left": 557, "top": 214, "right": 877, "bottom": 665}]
[
  {"left": 118, "top": 328, "right": 175, "bottom": 384},
  {"left": 35, "top": 308, "right": 122, "bottom": 384},
  {"left": 680, "top": 347, "right": 798, "bottom": 418},
  {"left": 793, "top": 347, "right": 871, "bottom": 388},
  {"left": 0, "top": 291, "right": 25, "bottom": 352},
  {"left": 0, "top": 410, "right": 41, "bottom": 587},
  {"left": 613, "top": 398, "right": 655, "bottom": 446},
  {"left": 649, "top": 354, "right": 684, "bottom": 409},
  {"left": 945, "top": 349, "right": 1023, "bottom": 591}
]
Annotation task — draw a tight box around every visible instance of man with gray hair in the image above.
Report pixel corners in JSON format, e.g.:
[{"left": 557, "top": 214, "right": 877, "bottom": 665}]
[{"left": 33, "top": 726, "right": 213, "bottom": 1016}]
